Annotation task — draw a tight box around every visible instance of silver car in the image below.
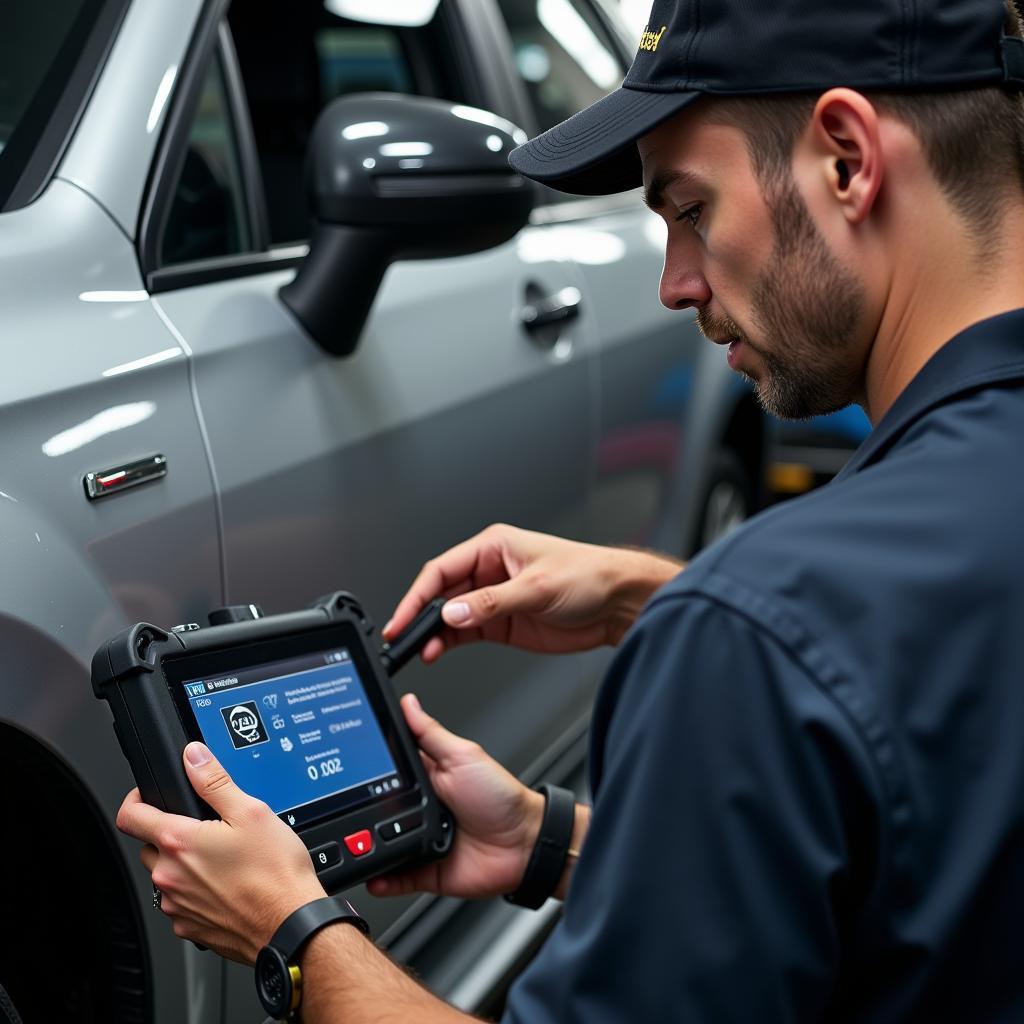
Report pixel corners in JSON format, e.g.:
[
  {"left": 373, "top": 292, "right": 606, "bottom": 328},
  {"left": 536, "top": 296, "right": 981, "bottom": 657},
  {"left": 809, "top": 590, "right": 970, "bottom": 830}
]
[{"left": 0, "top": 0, "right": 765, "bottom": 1020}]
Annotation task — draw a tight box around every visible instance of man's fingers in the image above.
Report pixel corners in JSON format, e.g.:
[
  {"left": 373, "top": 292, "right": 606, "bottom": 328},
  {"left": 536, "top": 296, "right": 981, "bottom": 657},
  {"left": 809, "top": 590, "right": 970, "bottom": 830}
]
[
  {"left": 420, "top": 635, "right": 446, "bottom": 663},
  {"left": 401, "top": 693, "right": 474, "bottom": 766},
  {"left": 441, "top": 573, "right": 544, "bottom": 631},
  {"left": 182, "top": 742, "right": 258, "bottom": 826},
  {"left": 385, "top": 527, "right": 517, "bottom": 638},
  {"left": 117, "top": 788, "right": 196, "bottom": 846}
]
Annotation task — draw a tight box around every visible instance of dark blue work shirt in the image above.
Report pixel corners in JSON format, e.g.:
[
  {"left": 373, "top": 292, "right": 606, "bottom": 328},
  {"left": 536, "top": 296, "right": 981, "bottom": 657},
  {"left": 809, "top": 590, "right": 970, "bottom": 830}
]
[{"left": 505, "top": 310, "right": 1024, "bottom": 1023}]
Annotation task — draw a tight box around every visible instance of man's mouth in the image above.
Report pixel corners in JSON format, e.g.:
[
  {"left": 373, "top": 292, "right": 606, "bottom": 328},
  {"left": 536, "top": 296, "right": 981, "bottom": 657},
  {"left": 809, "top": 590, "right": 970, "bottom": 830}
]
[{"left": 726, "top": 337, "right": 744, "bottom": 369}]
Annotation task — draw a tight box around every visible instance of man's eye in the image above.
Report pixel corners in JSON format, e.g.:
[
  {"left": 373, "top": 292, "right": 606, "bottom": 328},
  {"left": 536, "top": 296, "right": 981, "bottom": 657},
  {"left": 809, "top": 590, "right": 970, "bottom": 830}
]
[{"left": 674, "top": 203, "right": 702, "bottom": 229}]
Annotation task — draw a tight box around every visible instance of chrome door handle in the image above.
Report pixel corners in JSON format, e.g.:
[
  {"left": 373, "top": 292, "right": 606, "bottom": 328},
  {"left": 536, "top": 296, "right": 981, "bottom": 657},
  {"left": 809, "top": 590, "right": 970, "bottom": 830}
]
[
  {"left": 84, "top": 455, "right": 167, "bottom": 500},
  {"left": 520, "top": 286, "right": 582, "bottom": 331}
]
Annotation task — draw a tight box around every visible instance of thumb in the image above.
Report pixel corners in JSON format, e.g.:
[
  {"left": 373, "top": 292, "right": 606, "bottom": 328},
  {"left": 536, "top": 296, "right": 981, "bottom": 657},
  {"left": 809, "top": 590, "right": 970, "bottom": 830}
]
[
  {"left": 401, "top": 693, "right": 475, "bottom": 767},
  {"left": 183, "top": 742, "right": 254, "bottom": 825},
  {"left": 443, "top": 576, "right": 541, "bottom": 629}
]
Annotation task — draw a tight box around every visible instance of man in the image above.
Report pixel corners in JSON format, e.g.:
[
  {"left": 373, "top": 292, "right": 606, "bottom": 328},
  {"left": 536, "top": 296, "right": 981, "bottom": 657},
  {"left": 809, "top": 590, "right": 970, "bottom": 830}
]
[{"left": 118, "top": 0, "right": 1024, "bottom": 1019}]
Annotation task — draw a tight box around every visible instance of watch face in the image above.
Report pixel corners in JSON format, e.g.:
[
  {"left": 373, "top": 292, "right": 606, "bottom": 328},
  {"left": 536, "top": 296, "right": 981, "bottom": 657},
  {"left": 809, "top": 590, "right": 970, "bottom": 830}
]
[{"left": 255, "top": 945, "right": 292, "bottom": 1019}]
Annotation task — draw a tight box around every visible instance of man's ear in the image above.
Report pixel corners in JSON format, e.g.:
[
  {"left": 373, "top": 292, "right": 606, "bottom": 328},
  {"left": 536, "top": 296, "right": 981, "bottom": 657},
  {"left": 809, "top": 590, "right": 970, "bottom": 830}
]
[{"left": 809, "top": 88, "right": 883, "bottom": 224}]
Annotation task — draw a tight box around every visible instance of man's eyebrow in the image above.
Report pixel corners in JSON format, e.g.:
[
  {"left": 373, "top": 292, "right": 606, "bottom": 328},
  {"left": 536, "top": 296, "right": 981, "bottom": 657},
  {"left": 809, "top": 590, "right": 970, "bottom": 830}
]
[{"left": 642, "top": 169, "right": 702, "bottom": 211}]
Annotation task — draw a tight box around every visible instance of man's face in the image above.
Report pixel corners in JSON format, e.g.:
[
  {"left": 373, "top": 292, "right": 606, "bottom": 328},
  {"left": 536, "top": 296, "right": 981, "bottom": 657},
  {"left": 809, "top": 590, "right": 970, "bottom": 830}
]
[{"left": 638, "top": 104, "right": 867, "bottom": 420}]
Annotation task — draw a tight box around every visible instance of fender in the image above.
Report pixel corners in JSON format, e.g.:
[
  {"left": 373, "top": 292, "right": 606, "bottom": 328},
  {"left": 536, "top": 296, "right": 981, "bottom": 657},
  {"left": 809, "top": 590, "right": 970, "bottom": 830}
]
[{"left": 0, "top": 506, "right": 222, "bottom": 1024}]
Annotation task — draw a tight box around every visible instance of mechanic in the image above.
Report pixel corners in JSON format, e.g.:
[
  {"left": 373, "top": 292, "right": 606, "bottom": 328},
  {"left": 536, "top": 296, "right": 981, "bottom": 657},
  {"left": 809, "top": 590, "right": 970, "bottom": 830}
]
[{"left": 117, "top": 0, "right": 1024, "bottom": 1019}]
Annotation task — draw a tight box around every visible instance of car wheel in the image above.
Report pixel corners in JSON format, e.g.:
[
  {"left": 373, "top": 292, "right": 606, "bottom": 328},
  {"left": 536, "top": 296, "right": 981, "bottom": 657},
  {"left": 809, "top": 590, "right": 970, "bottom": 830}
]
[
  {"left": 0, "top": 728, "right": 149, "bottom": 1023},
  {"left": 693, "top": 449, "right": 754, "bottom": 551}
]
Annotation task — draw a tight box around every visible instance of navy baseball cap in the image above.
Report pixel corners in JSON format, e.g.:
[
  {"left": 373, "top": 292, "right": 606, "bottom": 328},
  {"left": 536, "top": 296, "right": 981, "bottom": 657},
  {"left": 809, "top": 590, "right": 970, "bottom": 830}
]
[{"left": 509, "top": 0, "right": 1024, "bottom": 195}]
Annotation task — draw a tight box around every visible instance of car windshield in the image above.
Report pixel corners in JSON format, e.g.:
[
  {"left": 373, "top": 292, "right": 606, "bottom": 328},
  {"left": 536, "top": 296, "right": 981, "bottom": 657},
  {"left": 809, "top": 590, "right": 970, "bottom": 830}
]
[{"left": 0, "top": 0, "right": 119, "bottom": 210}]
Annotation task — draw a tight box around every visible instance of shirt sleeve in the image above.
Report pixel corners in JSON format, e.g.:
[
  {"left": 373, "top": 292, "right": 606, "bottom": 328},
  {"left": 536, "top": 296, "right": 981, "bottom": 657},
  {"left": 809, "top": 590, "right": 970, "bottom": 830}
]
[{"left": 503, "top": 592, "right": 880, "bottom": 1024}]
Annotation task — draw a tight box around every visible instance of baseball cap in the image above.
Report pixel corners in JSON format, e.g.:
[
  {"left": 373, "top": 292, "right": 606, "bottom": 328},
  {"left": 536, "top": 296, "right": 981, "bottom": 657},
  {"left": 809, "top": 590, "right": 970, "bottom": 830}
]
[{"left": 509, "top": 0, "right": 1024, "bottom": 196}]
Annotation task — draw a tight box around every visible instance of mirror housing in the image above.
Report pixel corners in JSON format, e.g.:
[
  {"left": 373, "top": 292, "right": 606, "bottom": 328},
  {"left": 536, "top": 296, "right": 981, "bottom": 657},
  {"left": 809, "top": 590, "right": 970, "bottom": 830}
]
[{"left": 280, "top": 93, "right": 534, "bottom": 357}]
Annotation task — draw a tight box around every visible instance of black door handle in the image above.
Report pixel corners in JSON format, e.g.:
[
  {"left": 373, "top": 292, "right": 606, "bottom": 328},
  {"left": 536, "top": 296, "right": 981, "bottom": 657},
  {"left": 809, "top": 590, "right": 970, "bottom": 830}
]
[{"left": 520, "top": 286, "right": 582, "bottom": 331}]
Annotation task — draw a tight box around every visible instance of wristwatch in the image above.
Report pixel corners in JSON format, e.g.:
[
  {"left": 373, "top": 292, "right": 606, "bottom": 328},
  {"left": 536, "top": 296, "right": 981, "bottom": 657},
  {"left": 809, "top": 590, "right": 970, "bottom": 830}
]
[{"left": 255, "top": 896, "right": 370, "bottom": 1020}]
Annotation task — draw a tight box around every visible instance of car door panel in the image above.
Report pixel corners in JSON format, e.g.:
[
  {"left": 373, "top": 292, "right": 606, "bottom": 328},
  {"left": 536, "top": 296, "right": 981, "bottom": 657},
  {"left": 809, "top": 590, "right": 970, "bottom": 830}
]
[{"left": 153, "top": 239, "right": 598, "bottom": 769}]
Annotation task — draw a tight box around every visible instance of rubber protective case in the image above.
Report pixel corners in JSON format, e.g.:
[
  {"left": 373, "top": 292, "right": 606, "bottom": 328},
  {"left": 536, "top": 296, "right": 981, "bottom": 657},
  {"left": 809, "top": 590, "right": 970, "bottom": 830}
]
[{"left": 92, "top": 592, "right": 453, "bottom": 895}]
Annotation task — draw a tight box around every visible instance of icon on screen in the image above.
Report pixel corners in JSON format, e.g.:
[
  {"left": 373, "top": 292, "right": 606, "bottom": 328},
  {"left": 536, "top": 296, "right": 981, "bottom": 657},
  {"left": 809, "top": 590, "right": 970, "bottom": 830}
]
[
  {"left": 262, "top": 693, "right": 278, "bottom": 710},
  {"left": 272, "top": 714, "right": 285, "bottom": 730},
  {"left": 280, "top": 736, "right": 294, "bottom": 752},
  {"left": 221, "top": 702, "right": 269, "bottom": 749}
]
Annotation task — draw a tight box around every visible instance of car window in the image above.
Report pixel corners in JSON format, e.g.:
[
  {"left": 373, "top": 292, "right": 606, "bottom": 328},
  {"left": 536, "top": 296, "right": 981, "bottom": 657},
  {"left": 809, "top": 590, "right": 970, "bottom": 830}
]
[
  {"left": 227, "top": 2, "right": 467, "bottom": 246},
  {"left": 160, "top": 52, "right": 252, "bottom": 268},
  {"left": 0, "top": 0, "right": 122, "bottom": 211},
  {"left": 316, "top": 26, "right": 414, "bottom": 97},
  {"left": 492, "top": 0, "right": 625, "bottom": 134}
]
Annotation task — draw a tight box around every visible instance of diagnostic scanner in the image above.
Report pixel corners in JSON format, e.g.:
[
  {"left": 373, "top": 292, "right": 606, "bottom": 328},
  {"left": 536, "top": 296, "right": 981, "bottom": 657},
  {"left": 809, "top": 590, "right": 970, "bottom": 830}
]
[{"left": 92, "top": 593, "right": 453, "bottom": 895}]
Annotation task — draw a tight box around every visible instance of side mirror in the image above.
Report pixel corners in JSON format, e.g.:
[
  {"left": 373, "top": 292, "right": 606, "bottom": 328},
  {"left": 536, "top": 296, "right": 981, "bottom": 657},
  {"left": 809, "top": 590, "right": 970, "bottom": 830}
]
[{"left": 280, "top": 93, "right": 534, "bottom": 357}]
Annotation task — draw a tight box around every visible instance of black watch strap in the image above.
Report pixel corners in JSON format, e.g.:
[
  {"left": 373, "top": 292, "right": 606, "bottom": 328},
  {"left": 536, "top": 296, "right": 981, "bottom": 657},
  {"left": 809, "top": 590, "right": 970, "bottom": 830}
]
[
  {"left": 505, "top": 784, "right": 576, "bottom": 910},
  {"left": 272, "top": 895, "right": 370, "bottom": 961}
]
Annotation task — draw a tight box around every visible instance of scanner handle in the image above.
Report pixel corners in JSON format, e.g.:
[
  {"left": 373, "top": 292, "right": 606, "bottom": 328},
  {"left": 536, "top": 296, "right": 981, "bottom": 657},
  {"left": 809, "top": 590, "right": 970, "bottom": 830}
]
[{"left": 380, "top": 598, "right": 446, "bottom": 676}]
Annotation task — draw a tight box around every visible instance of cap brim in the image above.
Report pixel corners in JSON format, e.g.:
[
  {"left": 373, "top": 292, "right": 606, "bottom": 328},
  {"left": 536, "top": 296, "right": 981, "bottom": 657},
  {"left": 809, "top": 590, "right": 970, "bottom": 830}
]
[{"left": 509, "top": 86, "right": 700, "bottom": 196}]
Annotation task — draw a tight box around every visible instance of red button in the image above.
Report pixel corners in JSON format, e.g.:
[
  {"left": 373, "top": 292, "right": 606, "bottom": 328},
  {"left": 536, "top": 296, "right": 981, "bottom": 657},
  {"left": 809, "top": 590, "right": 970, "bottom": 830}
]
[{"left": 344, "top": 829, "right": 373, "bottom": 857}]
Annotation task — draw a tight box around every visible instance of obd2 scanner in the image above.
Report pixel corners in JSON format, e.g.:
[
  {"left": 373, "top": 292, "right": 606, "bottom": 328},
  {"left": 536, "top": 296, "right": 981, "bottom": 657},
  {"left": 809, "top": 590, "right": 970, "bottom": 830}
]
[{"left": 92, "top": 593, "right": 453, "bottom": 895}]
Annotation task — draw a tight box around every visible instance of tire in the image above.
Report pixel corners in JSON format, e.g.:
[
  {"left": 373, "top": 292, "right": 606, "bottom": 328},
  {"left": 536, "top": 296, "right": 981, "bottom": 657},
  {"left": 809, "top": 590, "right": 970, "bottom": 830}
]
[
  {"left": 692, "top": 448, "right": 755, "bottom": 552},
  {"left": 0, "top": 729, "right": 149, "bottom": 1023}
]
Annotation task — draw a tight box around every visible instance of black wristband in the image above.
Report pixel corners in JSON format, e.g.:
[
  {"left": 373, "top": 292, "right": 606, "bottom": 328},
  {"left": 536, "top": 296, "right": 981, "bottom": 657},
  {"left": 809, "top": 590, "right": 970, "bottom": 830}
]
[
  {"left": 505, "top": 784, "right": 576, "bottom": 910},
  {"left": 271, "top": 895, "right": 369, "bottom": 960},
  {"left": 255, "top": 897, "right": 369, "bottom": 1020}
]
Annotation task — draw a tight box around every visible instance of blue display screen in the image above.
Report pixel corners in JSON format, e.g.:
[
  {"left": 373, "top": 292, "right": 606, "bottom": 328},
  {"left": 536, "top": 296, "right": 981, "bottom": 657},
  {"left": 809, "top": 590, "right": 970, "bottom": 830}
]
[{"left": 179, "top": 646, "right": 401, "bottom": 827}]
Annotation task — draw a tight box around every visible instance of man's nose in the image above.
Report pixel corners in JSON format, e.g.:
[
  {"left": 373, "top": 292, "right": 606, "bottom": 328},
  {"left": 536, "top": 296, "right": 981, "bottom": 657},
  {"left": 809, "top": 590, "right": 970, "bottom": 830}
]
[{"left": 659, "top": 257, "right": 711, "bottom": 311}]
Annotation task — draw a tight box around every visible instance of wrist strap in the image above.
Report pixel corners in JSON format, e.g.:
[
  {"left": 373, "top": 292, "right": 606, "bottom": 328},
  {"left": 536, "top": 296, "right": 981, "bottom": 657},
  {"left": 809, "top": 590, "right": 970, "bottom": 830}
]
[
  {"left": 271, "top": 895, "right": 369, "bottom": 961},
  {"left": 505, "top": 784, "right": 576, "bottom": 910}
]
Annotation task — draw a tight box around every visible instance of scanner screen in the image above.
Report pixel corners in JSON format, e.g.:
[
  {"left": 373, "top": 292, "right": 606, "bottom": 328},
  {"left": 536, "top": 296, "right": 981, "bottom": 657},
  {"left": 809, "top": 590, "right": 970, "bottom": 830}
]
[{"left": 179, "top": 646, "right": 401, "bottom": 828}]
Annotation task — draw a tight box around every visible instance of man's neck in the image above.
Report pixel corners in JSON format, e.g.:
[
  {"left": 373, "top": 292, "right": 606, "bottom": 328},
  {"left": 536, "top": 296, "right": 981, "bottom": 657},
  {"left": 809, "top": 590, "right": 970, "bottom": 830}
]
[{"left": 862, "top": 205, "right": 1024, "bottom": 425}]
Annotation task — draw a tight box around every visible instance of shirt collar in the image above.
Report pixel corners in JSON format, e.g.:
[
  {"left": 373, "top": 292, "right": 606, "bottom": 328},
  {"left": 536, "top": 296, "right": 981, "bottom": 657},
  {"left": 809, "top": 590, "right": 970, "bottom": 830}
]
[{"left": 835, "top": 308, "right": 1024, "bottom": 481}]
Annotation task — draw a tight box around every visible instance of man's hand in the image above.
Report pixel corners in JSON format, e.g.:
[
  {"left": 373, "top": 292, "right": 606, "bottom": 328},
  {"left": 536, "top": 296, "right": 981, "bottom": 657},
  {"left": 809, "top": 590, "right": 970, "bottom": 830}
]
[
  {"left": 116, "top": 743, "right": 326, "bottom": 964},
  {"left": 368, "top": 693, "right": 545, "bottom": 900},
  {"left": 384, "top": 523, "right": 682, "bottom": 663}
]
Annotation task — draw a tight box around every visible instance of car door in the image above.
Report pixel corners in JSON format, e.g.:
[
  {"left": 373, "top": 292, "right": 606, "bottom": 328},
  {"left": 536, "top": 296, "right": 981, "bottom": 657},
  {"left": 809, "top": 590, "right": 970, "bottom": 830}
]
[
  {"left": 486, "top": 0, "right": 707, "bottom": 554},
  {"left": 140, "top": 1, "right": 604, "bottom": 986}
]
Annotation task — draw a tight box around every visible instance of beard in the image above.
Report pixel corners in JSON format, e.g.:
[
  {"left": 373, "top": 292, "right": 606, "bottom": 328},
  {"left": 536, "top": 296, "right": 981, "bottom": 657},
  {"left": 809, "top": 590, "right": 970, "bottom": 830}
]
[{"left": 696, "top": 179, "right": 866, "bottom": 421}]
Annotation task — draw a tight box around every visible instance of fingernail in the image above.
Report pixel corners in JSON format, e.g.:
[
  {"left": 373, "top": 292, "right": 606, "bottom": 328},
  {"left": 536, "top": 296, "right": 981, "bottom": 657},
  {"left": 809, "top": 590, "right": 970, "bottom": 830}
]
[
  {"left": 185, "top": 742, "right": 211, "bottom": 767},
  {"left": 407, "top": 693, "right": 421, "bottom": 713},
  {"left": 383, "top": 618, "right": 393, "bottom": 636},
  {"left": 444, "top": 601, "right": 471, "bottom": 625}
]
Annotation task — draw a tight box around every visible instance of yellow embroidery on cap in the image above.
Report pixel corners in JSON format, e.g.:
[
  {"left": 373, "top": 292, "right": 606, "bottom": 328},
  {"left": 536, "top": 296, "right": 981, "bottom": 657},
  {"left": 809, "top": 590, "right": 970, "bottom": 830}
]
[{"left": 639, "top": 25, "right": 668, "bottom": 52}]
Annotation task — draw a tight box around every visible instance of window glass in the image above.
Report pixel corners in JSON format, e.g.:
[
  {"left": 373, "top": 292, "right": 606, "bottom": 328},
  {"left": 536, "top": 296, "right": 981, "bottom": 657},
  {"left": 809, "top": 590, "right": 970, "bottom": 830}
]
[
  {"left": 494, "top": 0, "right": 624, "bottom": 134},
  {"left": 0, "top": 0, "right": 113, "bottom": 209},
  {"left": 315, "top": 28, "right": 413, "bottom": 98},
  {"left": 160, "top": 55, "right": 252, "bottom": 267},
  {"left": 228, "top": 1, "right": 461, "bottom": 245}
]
